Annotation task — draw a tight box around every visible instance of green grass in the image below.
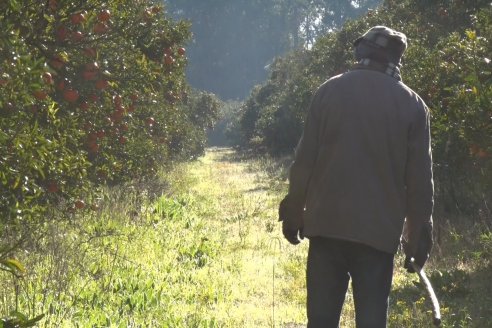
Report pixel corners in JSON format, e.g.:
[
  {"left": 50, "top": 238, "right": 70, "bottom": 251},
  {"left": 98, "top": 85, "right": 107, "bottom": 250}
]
[{"left": 1, "top": 147, "right": 491, "bottom": 327}]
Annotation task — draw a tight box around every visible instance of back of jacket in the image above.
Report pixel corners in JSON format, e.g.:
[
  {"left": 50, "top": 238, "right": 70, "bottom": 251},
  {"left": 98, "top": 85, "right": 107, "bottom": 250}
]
[{"left": 287, "top": 67, "right": 433, "bottom": 254}]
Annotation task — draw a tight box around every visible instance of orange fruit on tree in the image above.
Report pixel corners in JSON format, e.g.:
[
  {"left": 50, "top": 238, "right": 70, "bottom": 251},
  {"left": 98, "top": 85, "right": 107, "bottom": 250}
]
[{"left": 63, "top": 89, "right": 79, "bottom": 102}]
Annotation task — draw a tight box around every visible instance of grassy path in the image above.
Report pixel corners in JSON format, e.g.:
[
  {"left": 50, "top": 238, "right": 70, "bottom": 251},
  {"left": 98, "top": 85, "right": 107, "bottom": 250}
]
[
  {"left": 7, "top": 147, "right": 491, "bottom": 327},
  {"left": 165, "top": 147, "right": 490, "bottom": 328},
  {"left": 171, "top": 147, "right": 308, "bottom": 327},
  {"left": 132, "top": 147, "right": 463, "bottom": 327}
]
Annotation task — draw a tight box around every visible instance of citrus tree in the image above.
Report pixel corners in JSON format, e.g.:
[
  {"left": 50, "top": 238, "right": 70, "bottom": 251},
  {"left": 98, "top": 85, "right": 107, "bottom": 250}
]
[
  {"left": 0, "top": 0, "right": 220, "bottom": 323},
  {"left": 0, "top": 0, "right": 206, "bottom": 227}
]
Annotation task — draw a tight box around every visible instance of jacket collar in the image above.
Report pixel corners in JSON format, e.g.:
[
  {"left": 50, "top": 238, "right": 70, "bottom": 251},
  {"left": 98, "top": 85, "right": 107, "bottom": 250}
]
[{"left": 353, "top": 58, "right": 402, "bottom": 81}]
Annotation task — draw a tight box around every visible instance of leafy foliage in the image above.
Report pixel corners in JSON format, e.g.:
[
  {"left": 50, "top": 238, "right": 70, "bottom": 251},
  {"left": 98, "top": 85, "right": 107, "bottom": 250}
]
[
  {"left": 234, "top": 0, "right": 492, "bottom": 218},
  {"left": 0, "top": 0, "right": 220, "bottom": 322},
  {"left": 171, "top": 90, "right": 221, "bottom": 159},
  {"left": 0, "top": 0, "right": 221, "bottom": 225}
]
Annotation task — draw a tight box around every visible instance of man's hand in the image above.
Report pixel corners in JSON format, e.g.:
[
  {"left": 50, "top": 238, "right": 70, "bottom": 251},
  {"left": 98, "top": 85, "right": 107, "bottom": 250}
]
[
  {"left": 404, "top": 256, "right": 425, "bottom": 273},
  {"left": 403, "top": 223, "right": 433, "bottom": 273},
  {"left": 282, "top": 224, "right": 304, "bottom": 245},
  {"left": 279, "top": 195, "right": 304, "bottom": 245}
]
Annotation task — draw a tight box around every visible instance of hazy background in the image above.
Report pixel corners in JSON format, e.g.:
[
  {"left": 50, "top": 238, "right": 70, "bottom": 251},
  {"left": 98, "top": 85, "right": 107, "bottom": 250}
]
[{"left": 164, "top": 0, "right": 382, "bottom": 100}]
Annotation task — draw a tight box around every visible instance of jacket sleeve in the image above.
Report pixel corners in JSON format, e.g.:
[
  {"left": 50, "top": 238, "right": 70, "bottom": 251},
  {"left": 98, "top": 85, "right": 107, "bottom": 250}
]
[
  {"left": 283, "top": 87, "right": 323, "bottom": 212},
  {"left": 402, "top": 102, "right": 434, "bottom": 256}
]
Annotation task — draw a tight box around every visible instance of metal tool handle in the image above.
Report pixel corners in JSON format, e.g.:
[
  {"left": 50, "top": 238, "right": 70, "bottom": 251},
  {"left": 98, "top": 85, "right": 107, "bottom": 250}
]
[{"left": 410, "top": 258, "right": 441, "bottom": 326}]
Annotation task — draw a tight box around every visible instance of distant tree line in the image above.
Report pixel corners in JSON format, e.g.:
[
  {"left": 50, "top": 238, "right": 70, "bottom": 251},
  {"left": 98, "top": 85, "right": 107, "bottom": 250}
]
[{"left": 164, "top": 0, "right": 382, "bottom": 99}]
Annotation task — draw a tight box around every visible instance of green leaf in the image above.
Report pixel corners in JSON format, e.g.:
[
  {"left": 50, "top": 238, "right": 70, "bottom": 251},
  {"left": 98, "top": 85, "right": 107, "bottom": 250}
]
[
  {"left": 12, "top": 176, "right": 21, "bottom": 189},
  {"left": 1, "top": 258, "right": 26, "bottom": 273},
  {"left": 9, "top": 0, "right": 21, "bottom": 12},
  {"left": 43, "top": 14, "right": 54, "bottom": 23},
  {"left": 465, "top": 30, "right": 476, "bottom": 41},
  {"left": 24, "top": 313, "right": 45, "bottom": 326},
  {"left": 10, "top": 310, "right": 28, "bottom": 321}
]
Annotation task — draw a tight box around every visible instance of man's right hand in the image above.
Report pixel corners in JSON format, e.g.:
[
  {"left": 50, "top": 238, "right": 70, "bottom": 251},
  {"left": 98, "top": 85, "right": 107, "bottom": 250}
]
[
  {"left": 282, "top": 223, "right": 304, "bottom": 245},
  {"left": 279, "top": 195, "right": 304, "bottom": 245},
  {"left": 403, "top": 223, "right": 433, "bottom": 273}
]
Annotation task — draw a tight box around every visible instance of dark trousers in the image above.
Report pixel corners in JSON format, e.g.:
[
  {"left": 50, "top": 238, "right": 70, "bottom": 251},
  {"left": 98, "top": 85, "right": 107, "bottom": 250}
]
[{"left": 306, "top": 237, "right": 394, "bottom": 328}]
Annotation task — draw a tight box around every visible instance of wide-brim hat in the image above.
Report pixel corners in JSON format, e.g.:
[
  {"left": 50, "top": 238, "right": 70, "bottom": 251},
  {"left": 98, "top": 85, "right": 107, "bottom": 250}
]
[{"left": 354, "top": 26, "right": 407, "bottom": 62}]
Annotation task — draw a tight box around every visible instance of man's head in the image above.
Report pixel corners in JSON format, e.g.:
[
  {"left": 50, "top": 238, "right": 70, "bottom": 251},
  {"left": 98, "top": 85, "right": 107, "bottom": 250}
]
[{"left": 354, "top": 26, "right": 407, "bottom": 65}]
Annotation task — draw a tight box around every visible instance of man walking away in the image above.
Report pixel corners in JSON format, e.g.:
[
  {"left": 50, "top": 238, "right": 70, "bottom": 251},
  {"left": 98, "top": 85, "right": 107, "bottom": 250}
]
[{"left": 279, "top": 26, "right": 434, "bottom": 328}]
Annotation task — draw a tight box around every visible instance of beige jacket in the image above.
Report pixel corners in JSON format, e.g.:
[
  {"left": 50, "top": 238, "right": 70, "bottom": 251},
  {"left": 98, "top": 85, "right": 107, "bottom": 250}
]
[{"left": 287, "top": 66, "right": 434, "bottom": 254}]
